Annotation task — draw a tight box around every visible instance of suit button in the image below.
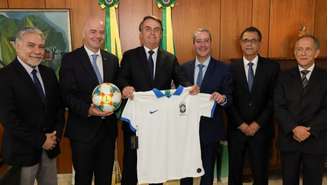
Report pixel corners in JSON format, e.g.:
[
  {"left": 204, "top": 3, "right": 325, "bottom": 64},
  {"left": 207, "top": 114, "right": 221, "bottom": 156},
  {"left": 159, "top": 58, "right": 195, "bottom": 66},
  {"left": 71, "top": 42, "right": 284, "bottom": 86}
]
[{"left": 248, "top": 102, "right": 252, "bottom": 107}]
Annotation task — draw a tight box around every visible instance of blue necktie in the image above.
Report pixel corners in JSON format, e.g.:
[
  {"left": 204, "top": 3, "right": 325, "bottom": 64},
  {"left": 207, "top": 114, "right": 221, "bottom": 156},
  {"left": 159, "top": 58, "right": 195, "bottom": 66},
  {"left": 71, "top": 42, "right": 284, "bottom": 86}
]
[
  {"left": 196, "top": 64, "right": 205, "bottom": 86},
  {"left": 91, "top": 54, "right": 102, "bottom": 83},
  {"left": 247, "top": 62, "right": 254, "bottom": 92},
  {"left": 148, "top": 50, "right": 155, "bottom": 79},
  {"left": 31, "top": 69, "right": 45, "bottom": 102}
]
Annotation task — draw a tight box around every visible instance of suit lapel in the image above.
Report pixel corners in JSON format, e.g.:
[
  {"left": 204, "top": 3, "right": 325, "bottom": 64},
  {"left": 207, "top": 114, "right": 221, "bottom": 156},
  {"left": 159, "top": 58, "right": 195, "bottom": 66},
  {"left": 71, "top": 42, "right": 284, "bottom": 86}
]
[
  {"left": 13, "top": 59, "right": 45, "bottom": 104},
  {"left": 187, "top": 60, "right": 196, "bottom": 84},
  {"left": 200, "top": 58, "right": 215, "bottom": 90},
  {"left": 237, "top": 59, "right": 249, "bottom": 92},
  {"left": 38, "top": 66, "right": 49, "bottom": 103},
  {"left": 79, "top": 47, "right": 100, "bottom": 84},
  {"left": 251, "top": 57, "right": 265, "bottom": 93},
  {"left": 153, "top": 48, "right": 165, "bottom": 84},
  {"left": 303, "top": 66, "right": 320, "bottom": 93},
  {"left": 101, "top": 51, "right": 112, "bottom": 82},
  {"left": 290, "top": 68, "right": 303, "bottom": 91}
]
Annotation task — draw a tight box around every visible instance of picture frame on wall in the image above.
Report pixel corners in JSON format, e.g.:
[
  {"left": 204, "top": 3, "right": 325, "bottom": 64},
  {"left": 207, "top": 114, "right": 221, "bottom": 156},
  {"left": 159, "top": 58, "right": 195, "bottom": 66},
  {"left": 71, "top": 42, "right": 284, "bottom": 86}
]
[{"left": 0, "top": 9, "right": 72, "bottom": 74}]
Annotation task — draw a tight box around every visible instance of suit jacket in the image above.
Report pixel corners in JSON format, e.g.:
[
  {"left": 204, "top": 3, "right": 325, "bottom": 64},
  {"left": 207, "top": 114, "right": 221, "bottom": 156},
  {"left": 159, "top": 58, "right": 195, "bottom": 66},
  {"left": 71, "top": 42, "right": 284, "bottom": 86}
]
[
  {"left": 181, "top": 57, "right": 232, "bottom": 143},
  {"left": 117, "top": 46, "right": 191, "bottom": 92},
  {"left": 59, "top": 47, "right": 119, "bottom": 142},
  {"left": 0, "top": 59, "right": 64, "bottom": 166},
  {"left": 274, "top": 66, "right": 326, "bottom": 154},
  {"left": 228, "top": 56, "right": 280, "bottom": 135}
]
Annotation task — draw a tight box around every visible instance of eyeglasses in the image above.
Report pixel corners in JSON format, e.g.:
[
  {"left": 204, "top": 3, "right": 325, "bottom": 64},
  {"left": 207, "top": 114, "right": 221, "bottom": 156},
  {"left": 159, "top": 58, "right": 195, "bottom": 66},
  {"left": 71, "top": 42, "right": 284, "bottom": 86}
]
[
  {"left": 142, "top": 26, "right": 162, "bottom": 34},
  {"left": 295, "top": 47, "right": 315, "bottom": 54},
  {"left": 240, "top": 39, "right": 260, "bottom": 44}
]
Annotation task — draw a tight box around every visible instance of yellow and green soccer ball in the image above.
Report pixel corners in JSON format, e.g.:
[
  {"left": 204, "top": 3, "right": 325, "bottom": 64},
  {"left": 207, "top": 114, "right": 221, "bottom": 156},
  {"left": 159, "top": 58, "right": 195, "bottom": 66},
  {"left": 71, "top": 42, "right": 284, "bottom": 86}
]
[{"left": 92, "top": 83, "right": 122, "bottom": 112}]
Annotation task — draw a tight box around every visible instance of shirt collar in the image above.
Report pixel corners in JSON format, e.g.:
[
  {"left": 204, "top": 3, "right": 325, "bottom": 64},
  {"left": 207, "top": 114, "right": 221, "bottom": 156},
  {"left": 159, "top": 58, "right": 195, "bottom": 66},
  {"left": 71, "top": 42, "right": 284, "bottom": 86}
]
[
  {"left": 243, "top": 55, "right": 258, "bottom": 68},
  {"left": 84, "top": 45, "right": 101, "bottom": 56},
  {"left": 298, "top": 63, "right": 315, "bottom": 73},
  {"left": 195, "top": 56, "right": 210, "bottom": 67},
  {"left": 17, "top": 56, "right": 39, "bottom": 74},
  {"left": 144, "top": 46, "right": 159, "bottom": 55}
]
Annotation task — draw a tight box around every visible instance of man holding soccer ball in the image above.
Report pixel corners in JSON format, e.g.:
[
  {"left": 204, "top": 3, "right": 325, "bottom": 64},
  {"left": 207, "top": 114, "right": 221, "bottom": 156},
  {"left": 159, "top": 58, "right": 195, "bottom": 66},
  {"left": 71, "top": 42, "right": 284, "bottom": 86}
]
[{"left": 59, "top": 16, "right": 119, "bottom": 185}]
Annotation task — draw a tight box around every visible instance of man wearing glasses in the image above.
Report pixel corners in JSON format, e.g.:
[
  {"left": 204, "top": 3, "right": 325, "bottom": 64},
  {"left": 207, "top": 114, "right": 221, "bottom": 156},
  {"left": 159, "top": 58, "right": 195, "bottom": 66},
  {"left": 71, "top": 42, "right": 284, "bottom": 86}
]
[{"left": 227, "top": 26, "right": 280, "bottom": 185}]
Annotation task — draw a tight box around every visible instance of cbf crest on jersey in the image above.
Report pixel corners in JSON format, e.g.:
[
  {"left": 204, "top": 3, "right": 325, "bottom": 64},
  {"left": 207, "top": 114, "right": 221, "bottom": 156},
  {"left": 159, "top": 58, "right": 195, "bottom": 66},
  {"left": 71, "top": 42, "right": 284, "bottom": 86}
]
[{"left": 179, "top": 102, "right": 186, "bottom": 114}]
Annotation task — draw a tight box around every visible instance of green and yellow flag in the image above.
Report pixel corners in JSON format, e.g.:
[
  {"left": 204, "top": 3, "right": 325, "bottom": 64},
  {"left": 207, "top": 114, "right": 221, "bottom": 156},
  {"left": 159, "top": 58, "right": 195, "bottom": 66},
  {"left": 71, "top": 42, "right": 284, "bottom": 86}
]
[
  {"left": 98, "top": 0, "right": 122, "bottom": 62},
  {"left": 156, "top": 0, "right": 176, "bottom": 55}
]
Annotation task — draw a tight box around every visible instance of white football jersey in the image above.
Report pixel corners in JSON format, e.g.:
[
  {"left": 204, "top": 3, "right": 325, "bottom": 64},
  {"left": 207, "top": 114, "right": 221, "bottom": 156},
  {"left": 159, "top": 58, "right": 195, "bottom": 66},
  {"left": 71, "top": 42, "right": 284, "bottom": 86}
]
[{"left": 121, "top": 86, "right": 216, "bottom": 184}]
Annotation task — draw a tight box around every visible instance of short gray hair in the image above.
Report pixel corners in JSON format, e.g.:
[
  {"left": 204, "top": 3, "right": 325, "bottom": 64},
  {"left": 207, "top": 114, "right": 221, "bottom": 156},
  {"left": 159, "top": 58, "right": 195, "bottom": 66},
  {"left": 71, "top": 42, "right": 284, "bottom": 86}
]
[
  {"left": 15, "top": 27, "right": 45, "bottom": 43},
  {"left": 295, "top": 34, "right": 320, "bottom": 49},
  {"left": 192, "top": 28, "right": 212, "bottom": 43}
]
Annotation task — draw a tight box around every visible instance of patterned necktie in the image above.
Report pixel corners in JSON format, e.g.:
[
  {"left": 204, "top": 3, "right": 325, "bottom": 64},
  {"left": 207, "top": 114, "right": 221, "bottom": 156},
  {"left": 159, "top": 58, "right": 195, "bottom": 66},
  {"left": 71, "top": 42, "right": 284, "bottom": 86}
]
[
  {"left": 91, "top": 54, "right": 102, "bottom": 83},
  {"left": 196, "top": 64, "right": 205, "bottom": 87},
  {"left": 247, "top": 62, "right": 254, "bottom": 92},
  {"left": 148, "top": 50, "right": 155, "bottom": 79},
  {"left": 31, "top": 69, "right": 45, "bottom": 102},
  {"left": 301, "top": 70, "right": 310, "bottom": 88}
]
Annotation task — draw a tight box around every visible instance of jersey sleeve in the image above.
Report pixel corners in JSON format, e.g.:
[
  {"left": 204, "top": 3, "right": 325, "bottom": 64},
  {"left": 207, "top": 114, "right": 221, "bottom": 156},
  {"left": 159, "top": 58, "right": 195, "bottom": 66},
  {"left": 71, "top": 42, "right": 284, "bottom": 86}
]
[{"left": 197, "top": 93, "right": 216, "bottom": 118}]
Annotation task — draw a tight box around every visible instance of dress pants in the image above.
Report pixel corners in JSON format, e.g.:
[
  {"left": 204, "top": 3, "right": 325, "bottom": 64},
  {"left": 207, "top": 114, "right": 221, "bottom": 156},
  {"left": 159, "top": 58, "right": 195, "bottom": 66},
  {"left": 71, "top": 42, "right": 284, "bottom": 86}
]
[
  {"left": 228, "top": 129, "right": 270, "bottom": 185},
  {"left": 20, "top": 151, "right": 57, "bottom": 185},
  {"left": 281, "top": 151, "right": 324, "bottom": 185},
  {"left": 71, "top": 124, "right": 116, "bottom": 185}
]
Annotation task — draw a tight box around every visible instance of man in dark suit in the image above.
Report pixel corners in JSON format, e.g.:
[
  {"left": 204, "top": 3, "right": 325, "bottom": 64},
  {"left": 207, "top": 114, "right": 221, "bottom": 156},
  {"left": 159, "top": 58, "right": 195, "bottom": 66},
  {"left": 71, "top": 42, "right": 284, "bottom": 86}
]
[
  {"left": 0, "top": 27, "right": 64, "bottom": 185},
  {"left": 274, "top": 35, "right": 326, "bottom": 185},
  {"left": 59, "top": 17, "right": 119, "bottom": 185},
  {"left": 180, "top": 28, "right": 232, "bottom": 185},
  {"left": 227, "top": 26, "right": 280, "bottom": 185},
  {"left": 117, "top": 15, "right": 198, "bottom": 185}
]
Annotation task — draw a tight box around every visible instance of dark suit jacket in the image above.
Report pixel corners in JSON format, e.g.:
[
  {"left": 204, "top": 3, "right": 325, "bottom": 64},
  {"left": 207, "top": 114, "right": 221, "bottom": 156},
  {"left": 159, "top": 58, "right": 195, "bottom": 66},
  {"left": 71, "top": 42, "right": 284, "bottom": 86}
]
[
  {"left": 59, "top": 47, "right": 119, "bottom": 142},
  {"left": 0, "top": 59, "right": 64, "bottom": 166},
  {"left": 274, "top": 66, "right": 326, "bottom": 154},
  {"left": 228, "top": 56, "right": 280, "bottom": 135},
  {"left": 117, "top": 46, "right": 191, "bottom": 92},
  {"left": 181, "top": 57, "right": 232, "bottom": 143}
]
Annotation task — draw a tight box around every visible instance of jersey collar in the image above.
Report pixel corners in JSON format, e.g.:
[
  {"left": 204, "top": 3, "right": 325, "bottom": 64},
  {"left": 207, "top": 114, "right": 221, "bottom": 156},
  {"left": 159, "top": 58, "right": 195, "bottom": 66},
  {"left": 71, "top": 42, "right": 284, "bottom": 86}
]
[{"left": 152, "top": 86, "right": 184, "bottom": 98}]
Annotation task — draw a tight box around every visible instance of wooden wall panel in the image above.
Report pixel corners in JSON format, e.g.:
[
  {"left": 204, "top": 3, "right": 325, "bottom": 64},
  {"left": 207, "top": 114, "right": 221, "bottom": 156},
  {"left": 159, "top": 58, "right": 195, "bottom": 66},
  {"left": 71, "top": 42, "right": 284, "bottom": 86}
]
[
  {"left": 46, "top": 0, "right": 66, "bottom": 8},
  {"left": 0, "top": 0, "right": 8, "bottom": 8},
  {"left": 220, "top": 0, "right": 253, "bottom": 59},
  {"left": 252, "top": 0, "right": 270, "bottom": 57},
  {"left": 269, "top": 0, "right": 316, "bottom": 58},
  {"left": 8, "top": 0, "right": 45, "bottom": 8},
  {"left": 158, "top": 0, "right": 221, "bottom": 63},
  {"left": 118, "top": 0, "right": 153, "bottom": 52},
  {"left": 67, "top": 0, "right": 104, "bottom": 49},
  {"left": 314, "top": 0, "right": 327, "bottom": 57},
  {"left": 165, "top": 0, "right": 220, "bottom": 63}
]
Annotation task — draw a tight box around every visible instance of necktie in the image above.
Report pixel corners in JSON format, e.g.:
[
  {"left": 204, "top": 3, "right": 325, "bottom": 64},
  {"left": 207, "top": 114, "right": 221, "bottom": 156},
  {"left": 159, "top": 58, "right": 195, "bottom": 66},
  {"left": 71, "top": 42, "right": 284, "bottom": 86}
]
[
  {"left": 301, "top": 70, "right": 309, "bottom": 88},
  {"left": 91, "top": 54, "right": 102, "bottom": 83},
  {"left": 31, "top": 69, "right": 45, "bottom": 102},
  {"left": 247, "top": 62, "right": 254, "bottom": 92},
  {"left": 196, "top": 64, "right": 205, "bottom": 87},
  {"left": 148, "top": 50, "right": 155, "bottom": 79}
]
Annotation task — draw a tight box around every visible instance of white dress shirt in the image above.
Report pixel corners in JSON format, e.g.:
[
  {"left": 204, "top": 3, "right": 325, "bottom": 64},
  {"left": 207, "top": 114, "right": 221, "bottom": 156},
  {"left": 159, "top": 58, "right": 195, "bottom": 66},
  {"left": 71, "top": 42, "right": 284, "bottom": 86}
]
[{"left": 243, "top": 55, "right": 259, "bottom": 81}]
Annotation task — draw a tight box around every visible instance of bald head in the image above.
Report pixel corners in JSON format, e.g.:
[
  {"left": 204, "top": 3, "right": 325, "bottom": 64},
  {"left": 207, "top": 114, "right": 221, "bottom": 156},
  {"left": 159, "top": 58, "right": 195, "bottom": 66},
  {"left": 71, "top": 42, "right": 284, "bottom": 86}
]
[{"left": 82, "top": 16, "right": 105, "bottom": 52}]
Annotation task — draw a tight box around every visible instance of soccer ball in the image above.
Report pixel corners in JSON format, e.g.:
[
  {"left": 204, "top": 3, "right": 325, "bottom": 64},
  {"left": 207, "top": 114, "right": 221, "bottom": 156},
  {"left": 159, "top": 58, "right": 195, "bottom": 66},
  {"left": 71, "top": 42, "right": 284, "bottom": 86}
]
[{"left": 92, "top": 83, "right": 122, "bottom": 112}]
